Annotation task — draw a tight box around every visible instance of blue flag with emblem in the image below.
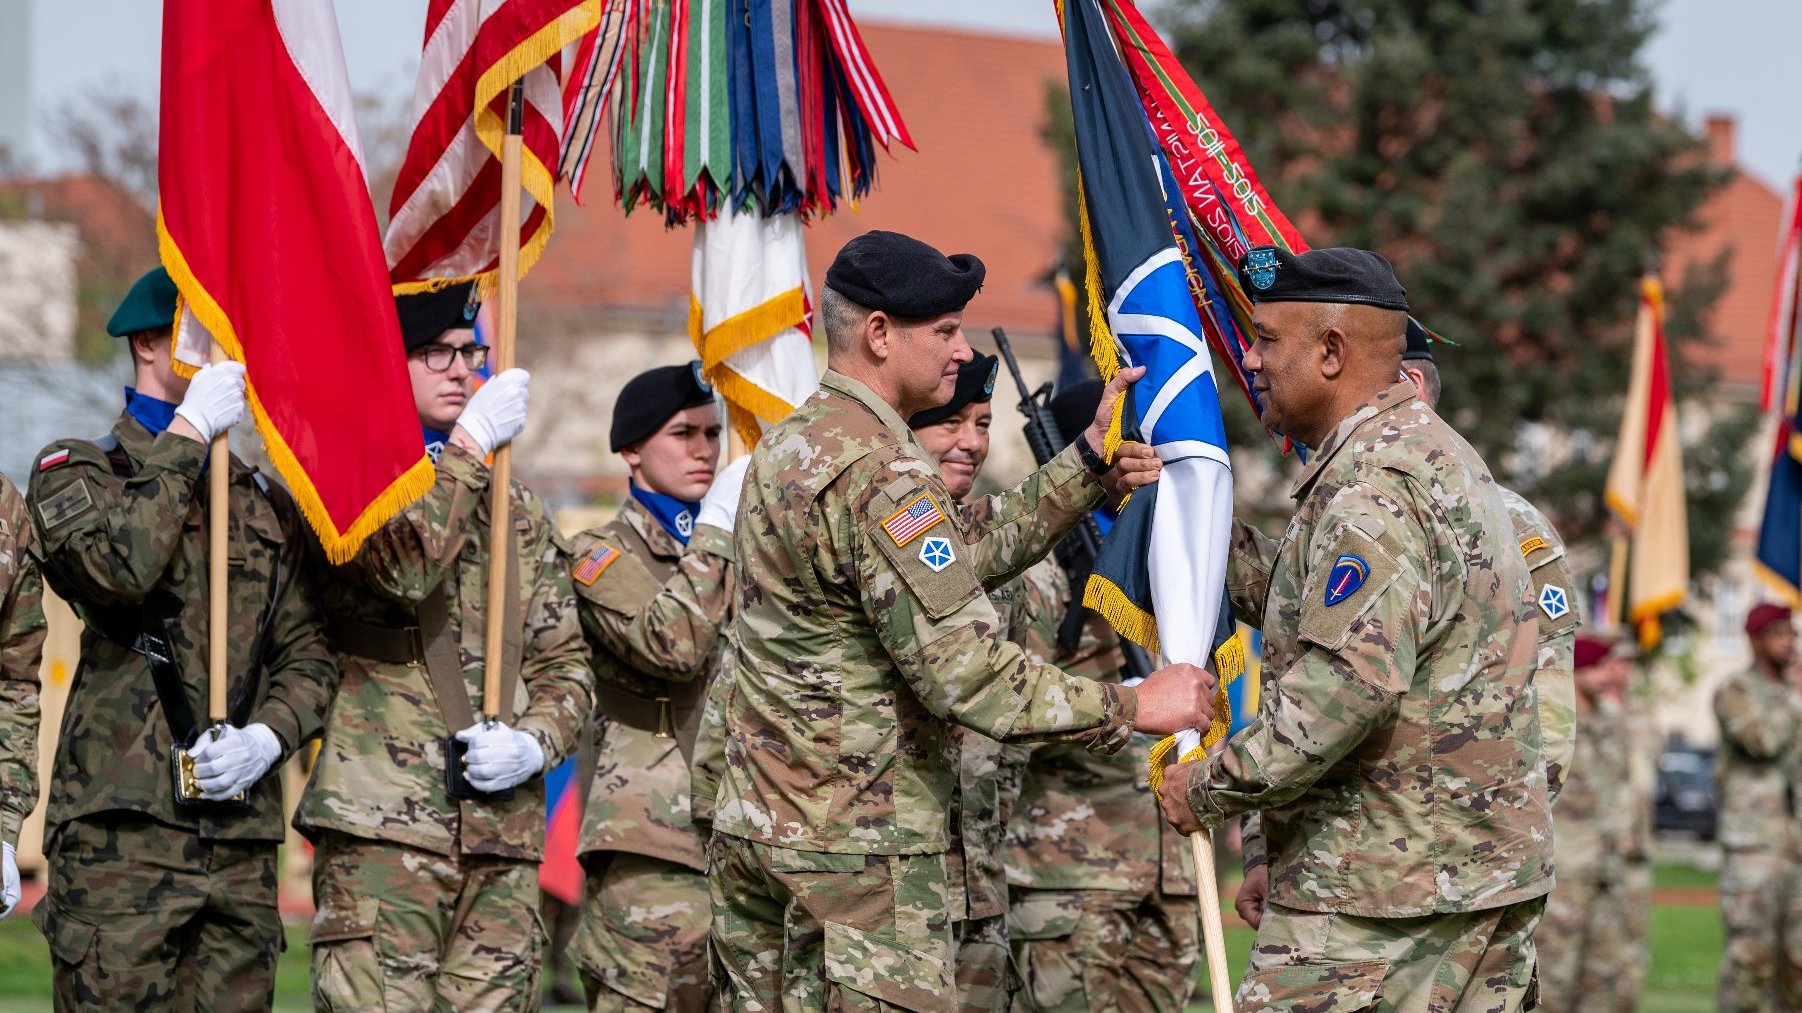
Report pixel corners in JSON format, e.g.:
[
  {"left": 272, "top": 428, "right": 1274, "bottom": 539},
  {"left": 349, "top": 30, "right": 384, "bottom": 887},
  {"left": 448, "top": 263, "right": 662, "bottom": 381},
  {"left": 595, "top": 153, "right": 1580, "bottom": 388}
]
[{"left": 1060, "top": 0, "right": 1242, "bottom": 758}]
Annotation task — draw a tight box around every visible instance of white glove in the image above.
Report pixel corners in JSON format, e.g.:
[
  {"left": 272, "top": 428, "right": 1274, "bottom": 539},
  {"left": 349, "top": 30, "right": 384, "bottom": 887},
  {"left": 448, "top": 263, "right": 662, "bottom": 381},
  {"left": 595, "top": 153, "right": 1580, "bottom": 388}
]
[
  {"left": 455, "top": 368, "right": 531, "bottom": 455},
  {"left": 697, "top": 456, "right": 752, "bottom": 533},
  {"left": 174, "top": 361, "right": 248, "bottom": 442},
  {"left": 187, "top": 723, "right": 284, "bottom": 801},
  {"left": 454, "top": 721, "right": 545, "bottom": 792},
  {"left": 1, "top": 842, "right": 17, "bottom": 919}
]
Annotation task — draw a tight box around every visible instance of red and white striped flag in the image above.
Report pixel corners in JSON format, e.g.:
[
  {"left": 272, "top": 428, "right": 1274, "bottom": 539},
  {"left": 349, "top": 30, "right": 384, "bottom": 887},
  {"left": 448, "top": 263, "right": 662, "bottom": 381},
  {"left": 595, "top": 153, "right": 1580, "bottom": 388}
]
[
  {"left": 385, "top": 0, "right": 601, "bottom": 290},
  {"left": 160, "top": 0, "right": 433, "bottom": 563}
]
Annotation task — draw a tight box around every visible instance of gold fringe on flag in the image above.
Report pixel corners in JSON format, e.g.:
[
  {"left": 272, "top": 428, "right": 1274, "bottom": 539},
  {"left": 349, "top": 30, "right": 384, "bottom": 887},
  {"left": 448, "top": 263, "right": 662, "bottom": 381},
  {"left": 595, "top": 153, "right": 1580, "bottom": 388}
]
[{"left": 1074, "top": 169, "right": 1125, "bottom": 463}]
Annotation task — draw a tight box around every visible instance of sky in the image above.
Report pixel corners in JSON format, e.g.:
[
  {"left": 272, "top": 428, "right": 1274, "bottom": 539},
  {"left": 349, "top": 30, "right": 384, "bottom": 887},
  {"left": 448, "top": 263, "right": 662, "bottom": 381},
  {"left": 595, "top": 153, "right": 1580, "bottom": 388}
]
[{"left": 16, "top": 0, "right": 1802, "bottom": 192}]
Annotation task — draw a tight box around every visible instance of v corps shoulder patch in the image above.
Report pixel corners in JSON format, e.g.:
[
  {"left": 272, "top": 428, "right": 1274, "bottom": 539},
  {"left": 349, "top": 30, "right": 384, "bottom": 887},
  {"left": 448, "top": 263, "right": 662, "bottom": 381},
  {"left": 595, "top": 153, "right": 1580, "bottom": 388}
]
[
  {"left": 881, "top": 493, "right": 946, "bottom": 548},
  {"left": 572, "top": 542, "right": 621, "bottom": 586}
]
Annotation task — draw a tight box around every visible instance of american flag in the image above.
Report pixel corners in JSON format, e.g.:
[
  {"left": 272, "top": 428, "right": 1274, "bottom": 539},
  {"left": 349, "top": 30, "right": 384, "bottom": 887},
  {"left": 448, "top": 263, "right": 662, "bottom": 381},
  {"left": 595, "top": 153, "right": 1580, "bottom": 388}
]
[
  {"left": 384, "top": 0, "right": 600, "bottom": 290},
  {"left": 573, "top": 543, "right": 620, "bottom": 585},
  {"left": 880, "top": 495, "right": 946, "bottom": 548}
]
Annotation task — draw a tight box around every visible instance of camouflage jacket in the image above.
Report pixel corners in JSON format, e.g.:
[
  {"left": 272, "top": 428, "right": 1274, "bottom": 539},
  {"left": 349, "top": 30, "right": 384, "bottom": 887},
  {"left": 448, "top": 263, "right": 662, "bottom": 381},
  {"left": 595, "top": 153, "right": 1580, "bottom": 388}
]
[
  {"left": 1193, "top": 382, "right": 1551, "bottom": 917},
  {"left": 1009, "top": 607, "right": 1197, "bottom": 898},
  {"left": 948, "top": 556, "right": 1062, "bottom": 923},
  {"left": 1500, "top": 487, "right": 1579, "bottom": 805},
  {"left": 0, "top": 474, "right": 46, "bottom": 847},
  {"left": 296, "top": 443, "right": 592, "bottom": 860},
  {"left": 1553, "top": 695, "right": 1634, "bottom": 884},
  {"left": 1713, "top": 666, "right": 1802, "bottom": 854},
  {"left": 28, "top": 412, "right": 335, "bottom": 842},
  {"left": 713, "top": 369, "right": 1135, "bottom": 856},
  {"left": 565, "top": 497, "right": 735, "bottom": 872}
]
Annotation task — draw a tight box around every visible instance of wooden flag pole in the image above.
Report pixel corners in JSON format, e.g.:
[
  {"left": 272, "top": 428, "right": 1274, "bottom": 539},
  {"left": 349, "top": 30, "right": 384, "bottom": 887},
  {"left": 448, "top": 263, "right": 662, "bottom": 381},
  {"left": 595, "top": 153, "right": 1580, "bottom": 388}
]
[
  {"left": 1191, "top": 828, "right": 1235, "bottom": 1012},
  {"left": 482, "top": 79, "right": 525, "bottom": 720},
  {"left": 208, "top": 342, "right": 231, "bottom": 724}
]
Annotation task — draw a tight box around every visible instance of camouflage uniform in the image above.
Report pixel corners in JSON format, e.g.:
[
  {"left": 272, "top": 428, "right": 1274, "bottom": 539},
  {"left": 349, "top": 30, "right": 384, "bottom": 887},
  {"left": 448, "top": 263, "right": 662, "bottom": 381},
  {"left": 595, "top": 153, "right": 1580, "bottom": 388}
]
[
  {"left": 0, "top": 473, "right": 46, "bottom": 853},
  {"left": 710, "top": 370, "right": 1135, "bottom": 1011},
  {"left": 562, "top": 498, "right": 735, "bottom": 1011},
  {"left": 296, "top": 441, "right": 593, "bottom": 1012},
  {"left": 1534, "top": 694, "right": 1637, "bottom": 1012},
  {"left": 1186, "top": 382, "right": 1551, "bottom": 1011},
  {"left": 1499, "top": 487, "right": 1579, "bottom": 805},
  {"left": 949, "top": 557, "right": 1064, "bottom": 1013},
  {"left": 1713, "top": 665, "right": 1802, "bottom": 1012},
  {"left": 26, "top": 412, "right": 336, "bottom": 1009},
  {"left": 1007, "top": 610, "right": 1200, "bottom": 1013}
]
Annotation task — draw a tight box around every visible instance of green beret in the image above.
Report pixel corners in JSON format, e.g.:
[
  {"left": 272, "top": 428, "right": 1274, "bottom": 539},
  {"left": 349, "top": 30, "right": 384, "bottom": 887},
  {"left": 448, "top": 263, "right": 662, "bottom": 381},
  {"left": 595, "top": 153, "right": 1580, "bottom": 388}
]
[{"left": 107, "top": 266, "right": 179, "bottom": 337}]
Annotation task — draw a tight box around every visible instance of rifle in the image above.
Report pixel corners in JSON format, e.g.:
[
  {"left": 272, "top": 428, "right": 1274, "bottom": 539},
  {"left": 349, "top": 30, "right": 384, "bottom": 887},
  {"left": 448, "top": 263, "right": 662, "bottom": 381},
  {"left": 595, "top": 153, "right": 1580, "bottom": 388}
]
[{"left": 991, "top": 327, "right": 1152, "bottom": 682}]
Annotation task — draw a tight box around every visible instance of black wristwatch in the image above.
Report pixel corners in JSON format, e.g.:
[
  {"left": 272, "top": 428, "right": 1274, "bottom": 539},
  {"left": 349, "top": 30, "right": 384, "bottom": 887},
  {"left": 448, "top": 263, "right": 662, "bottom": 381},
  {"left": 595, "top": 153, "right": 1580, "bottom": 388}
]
[{"left": 1074, "top": 431, "right": 1110, "bottom": 476}]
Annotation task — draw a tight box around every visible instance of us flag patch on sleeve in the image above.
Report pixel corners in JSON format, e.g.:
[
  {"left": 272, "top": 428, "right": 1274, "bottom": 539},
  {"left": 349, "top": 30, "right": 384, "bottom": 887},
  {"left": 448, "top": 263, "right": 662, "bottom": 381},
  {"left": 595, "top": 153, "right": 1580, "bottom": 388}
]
[
  {"left": 572, "top": 543, "right": 621, "bottom": 586},
  {"left": 881, "top": 494, "right": 947, "bottom": 547}
]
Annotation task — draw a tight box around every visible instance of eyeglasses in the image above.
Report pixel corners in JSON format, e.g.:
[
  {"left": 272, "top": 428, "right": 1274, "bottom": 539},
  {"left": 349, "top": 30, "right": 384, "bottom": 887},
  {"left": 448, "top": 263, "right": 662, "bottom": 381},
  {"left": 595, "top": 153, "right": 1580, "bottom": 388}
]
[{"left": 415, "top": 343, "right": 489, "bottom": 373}]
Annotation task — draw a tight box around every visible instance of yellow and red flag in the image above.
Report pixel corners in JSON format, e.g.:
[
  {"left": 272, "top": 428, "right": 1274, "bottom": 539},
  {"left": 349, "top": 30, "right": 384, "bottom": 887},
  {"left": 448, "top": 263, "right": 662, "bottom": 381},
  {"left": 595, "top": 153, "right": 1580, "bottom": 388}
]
[
  {"left": 159, "top": 0, "right": 433, "bottom": 563},
  {"left": 1604, "top": 276, "right": 1690, "bottom": 645}
]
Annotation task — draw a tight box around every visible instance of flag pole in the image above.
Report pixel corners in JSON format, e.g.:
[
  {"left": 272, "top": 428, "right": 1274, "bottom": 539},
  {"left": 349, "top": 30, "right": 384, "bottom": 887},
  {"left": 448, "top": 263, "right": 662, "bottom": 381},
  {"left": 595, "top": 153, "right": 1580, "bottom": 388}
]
[
  {"left": 483, "top": 78, "right": 525, "bottom": 720},
  {"left": 1191, "top": 826, "right": 1234, "bottom": 1011},
  {"left": 208, "top": 341, "right": 231, "bottom": 725}
]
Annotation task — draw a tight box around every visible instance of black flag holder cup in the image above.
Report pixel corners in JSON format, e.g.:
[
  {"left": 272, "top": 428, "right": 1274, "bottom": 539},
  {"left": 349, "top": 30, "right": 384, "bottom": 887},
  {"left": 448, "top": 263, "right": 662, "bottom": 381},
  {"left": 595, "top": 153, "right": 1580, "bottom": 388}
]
[{"left": 446, "top": 76, "right": 526, "bottom": 803}]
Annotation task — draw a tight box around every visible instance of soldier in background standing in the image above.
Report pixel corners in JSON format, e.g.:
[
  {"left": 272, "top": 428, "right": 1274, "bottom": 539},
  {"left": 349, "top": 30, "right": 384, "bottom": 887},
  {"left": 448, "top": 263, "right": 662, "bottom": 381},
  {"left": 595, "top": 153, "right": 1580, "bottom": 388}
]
[
  {"left": 0, "top": 470, "right": 47, "bottom": 920},
  {"left": 297, "top": 284, "right": 593, "bottom": 1011},
  {"left": 1714, "top": 602, "right": 1801, "bottom": 1012},
  {"left": 1006, "top": 379, "right": 1202, "bottom": 1013},
  {"left": 1535, "top": 635, "right": 1638, "bottom": 1012},
  {"left": 28, "top": 266, "right": 336, "bottom": 1008},
  {"left": 906, "top": 350, "right": 1063, "bottom": 1012},
  {"left": 563, "top": 362, "right": 745, "bottom": 1011}
]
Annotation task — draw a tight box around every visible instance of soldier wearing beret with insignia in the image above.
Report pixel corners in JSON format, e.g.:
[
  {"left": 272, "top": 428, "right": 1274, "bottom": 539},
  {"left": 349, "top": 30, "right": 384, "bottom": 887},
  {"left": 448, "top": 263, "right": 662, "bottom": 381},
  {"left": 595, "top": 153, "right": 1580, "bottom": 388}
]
[
  {"left": 707, "top": 229, "right": 1217, "bottom": 1010},
  {"left": 296, "top": 282, "right": 593, "bottom": 1011},
  {"left": 905, "top": 351, "right": 1063, "bottom": 1013},
  {"left": 26, "top": 266, "right": 336, "bottom": 1008},
  {"left": 1156, "top": 247, "right": 1551, "bottom": 1012},
  {"left": 560, "top": 362, "right": 748, "bottom": 1012}
]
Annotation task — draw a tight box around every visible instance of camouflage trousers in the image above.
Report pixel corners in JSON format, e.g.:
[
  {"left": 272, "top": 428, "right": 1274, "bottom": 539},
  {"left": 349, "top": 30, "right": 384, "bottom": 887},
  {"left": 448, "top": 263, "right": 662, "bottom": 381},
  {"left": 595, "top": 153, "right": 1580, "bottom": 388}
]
[
  {"left": 308, "top": 832, "right": 544, "bottom": 1012},
  {"left": 954, "top": 913, "right": 1012, "bottom": 1013},
  {"left": 707, "top": 832, "right": 956, "bottom": 1012},
  {"left": 1237, "top": 898, "right": 1545, "bottom": 1013},
  {"left": 574, "top": 851, "right": 710, "bottom": 1011},
  {"left": 1717, "top": 848, "right": 1802, "bottom": 1012},
  {"left": 1533, "top": 861, "right": 1645, "bottom": 1013},
  {"left": 1007, "top": 889, "right": 1200, "bottom": 1013},
  {"left": 33, "top": 813, "right": 283, "bottom": 1012}
]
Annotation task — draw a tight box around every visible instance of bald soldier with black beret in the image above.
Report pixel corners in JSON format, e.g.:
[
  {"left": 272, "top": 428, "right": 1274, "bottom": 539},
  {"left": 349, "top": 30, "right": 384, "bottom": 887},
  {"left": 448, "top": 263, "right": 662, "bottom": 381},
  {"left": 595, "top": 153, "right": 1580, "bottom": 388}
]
[
  {"left": 707, "top": 230, "right": 1216, "bottom": 1009},
  {"left": 1157, "top": 247, "right": 1551, "bottom": 1012}
]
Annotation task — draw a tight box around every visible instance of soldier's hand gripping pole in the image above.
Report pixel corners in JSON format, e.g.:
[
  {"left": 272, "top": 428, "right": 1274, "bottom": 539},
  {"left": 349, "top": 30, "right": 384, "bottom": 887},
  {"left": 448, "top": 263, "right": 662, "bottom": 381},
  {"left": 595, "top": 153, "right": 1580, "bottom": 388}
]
[{"left": 481, "top": 78, "right": 525, "bottom": 724}]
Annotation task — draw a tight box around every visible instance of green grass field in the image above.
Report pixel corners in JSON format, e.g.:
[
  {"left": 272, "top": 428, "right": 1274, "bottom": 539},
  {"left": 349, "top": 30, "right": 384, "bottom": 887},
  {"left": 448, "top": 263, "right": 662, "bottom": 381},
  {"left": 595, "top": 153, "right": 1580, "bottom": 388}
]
[{"left": 0, "top": 867, "right": 1725, "bottom": 1012}]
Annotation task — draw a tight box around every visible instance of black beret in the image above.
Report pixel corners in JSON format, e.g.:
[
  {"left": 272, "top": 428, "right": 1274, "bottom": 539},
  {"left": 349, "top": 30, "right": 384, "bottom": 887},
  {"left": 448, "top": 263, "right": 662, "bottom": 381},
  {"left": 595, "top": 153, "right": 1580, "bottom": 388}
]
[
  {"left": 908, "top": 352, "right": 999, "bottom": 429},
  {"left": 107, "top": 266, "right": 179, "bottom": 337},
  {"left": 396, "top": 282, "right": 480, "bottom": 351},
  {"left": 825, "top": 230, "right": 986, "bottom": 319},
  {"left": 1049, "top": 379, "right": 1103, "bottom": 449},
  {"left": 611, "top": 361, "right": 716, "bottom": 452},
  {"left": 1403, "top": 317, "right": 1433, "bottom": 361},
  {"left": 1238, "top": 246, "right": 1409, "bottom": 313}
]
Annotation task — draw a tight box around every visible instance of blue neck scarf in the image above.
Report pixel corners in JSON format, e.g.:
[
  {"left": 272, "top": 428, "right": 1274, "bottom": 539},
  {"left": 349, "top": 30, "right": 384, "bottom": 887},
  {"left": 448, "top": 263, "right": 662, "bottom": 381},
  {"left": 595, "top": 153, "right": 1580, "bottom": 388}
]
[
  {"left": 631, "top": 483, "right": 700, "bottom": 545},
  {"left": 125, "top": 387, "right": 179, "bottom": 436},
  {"left": 423, "top": 427, "right": 451, "bottom": 464}
]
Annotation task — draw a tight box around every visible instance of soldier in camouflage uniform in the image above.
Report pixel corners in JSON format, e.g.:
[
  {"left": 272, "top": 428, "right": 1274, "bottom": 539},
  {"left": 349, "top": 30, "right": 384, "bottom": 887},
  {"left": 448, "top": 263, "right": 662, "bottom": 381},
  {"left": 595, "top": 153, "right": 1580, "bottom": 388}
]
[
  {"left": 1006, "top": 379, "right": 1201, "bottom": 1013},
  {"left": 27, "top": 266, "right": 337, "bottom": 1009},
  {"left": 708, "top": 230, "right": 1213, "bottom": 1011},
  {"left": 0, "top": 471, "right": 47, "bottom": 920},
  {"left": 297, "top": 283, "right": 593, "bottom": 1012},
  {"left": 1160, "top": 247, "right": 1550, "bottom": 1012},
  {"left": 562, "top": 362, "right": 745, "bottom": 1012},
  {"left": 1714, "top": 602, "right": 1802, "bottom": 1012},
  {"left": 906, "top": 351, "right": 1062, "bottom": 1013},
  {"left": 1534, "top": 636, "right": 1638, "bottom": 1012}
]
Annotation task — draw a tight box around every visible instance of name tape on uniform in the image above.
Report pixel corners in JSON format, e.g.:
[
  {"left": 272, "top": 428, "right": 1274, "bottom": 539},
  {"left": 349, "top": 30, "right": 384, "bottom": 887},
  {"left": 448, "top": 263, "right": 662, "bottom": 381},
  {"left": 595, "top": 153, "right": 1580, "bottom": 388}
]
[{"left": 881, "top": 494, "right": 946, "bottom": 548}]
